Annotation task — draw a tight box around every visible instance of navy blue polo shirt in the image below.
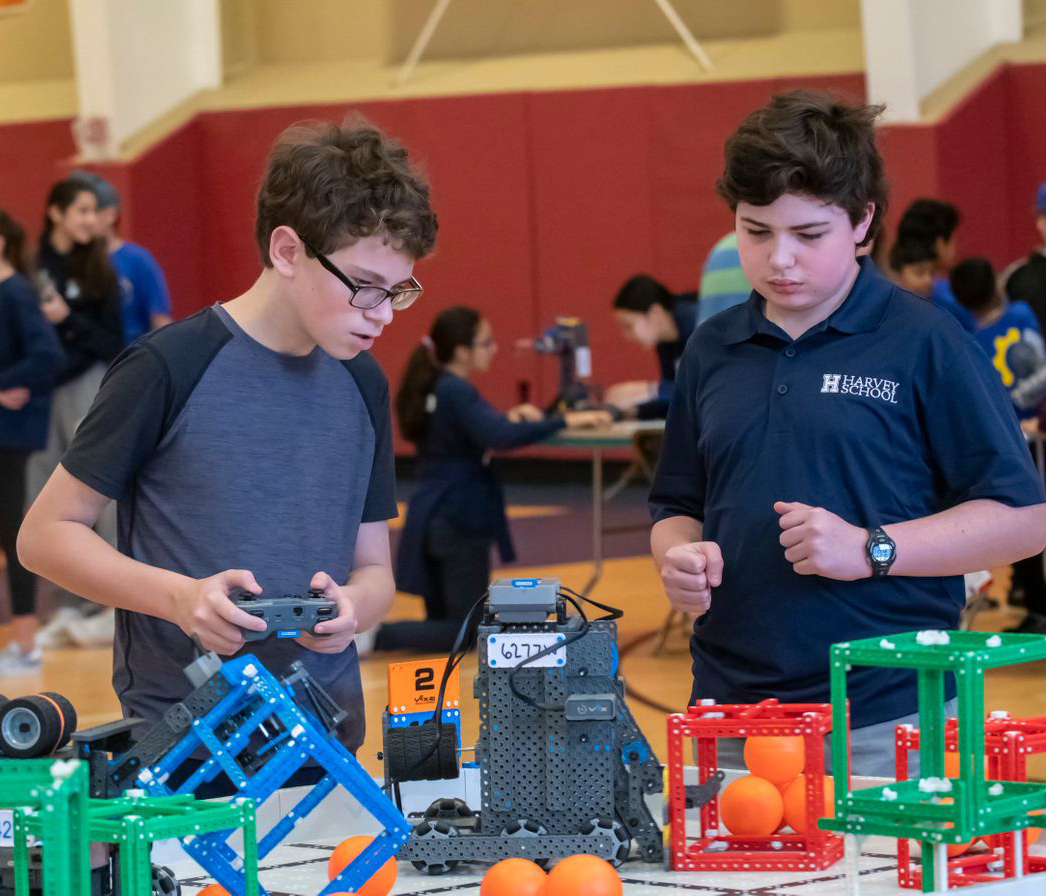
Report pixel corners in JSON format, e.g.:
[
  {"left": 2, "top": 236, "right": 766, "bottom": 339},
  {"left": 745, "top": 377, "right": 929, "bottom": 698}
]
[{"left": 650, "top": 258, "right": 1045, "bottom": 729}]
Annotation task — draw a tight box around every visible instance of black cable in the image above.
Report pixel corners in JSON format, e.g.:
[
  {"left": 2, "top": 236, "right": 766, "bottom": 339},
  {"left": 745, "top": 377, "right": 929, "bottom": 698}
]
[
  {"left": 507, "top": 613, "right": 588, "bottom": 710},
  {"left": 397, "top": 590, "right": 489, "bottom": 784},
  {"left": 559, "top": 585, "right": 625, "bottom": 621},
  {"left": 393, "top": 586, "right": 629, "bottom": 785},
  {"left": 506, "top": 590, "right": 624, "bottom": 711}
]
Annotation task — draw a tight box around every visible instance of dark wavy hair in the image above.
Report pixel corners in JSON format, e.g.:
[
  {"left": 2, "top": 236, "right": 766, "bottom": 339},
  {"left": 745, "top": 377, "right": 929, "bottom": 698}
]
[
  {"left": 716, "top": 90, "right": 888, "bottom": 247},
  {"left": 950, "top": 257, "right": 996, "bottom": 314},
  {"left": 0, "top": 208, "right": 29, "bottom": 276},
  {"left": 395, "top": 306, "right": 481, "bottom": 444},
  {"left": 897, "top": 199, "right": 961, "bottom": 243},
  {"left": 42, "top": 179, "right": 118, "bottom": 304},
  {"left": 888, "top": 237, "right": 936, "bottom": 272},
  {"left": 613, "top": 274, "right": 674, "bottom": 312},
  {"left": 255, "top": 115, "right": 438, "bottom": 266}
]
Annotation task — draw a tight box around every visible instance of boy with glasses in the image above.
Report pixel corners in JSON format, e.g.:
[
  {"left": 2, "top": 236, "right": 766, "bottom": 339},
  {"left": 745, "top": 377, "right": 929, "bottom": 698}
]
[{"left": 18, "top": 118, "right": 437, "bottom": 771}]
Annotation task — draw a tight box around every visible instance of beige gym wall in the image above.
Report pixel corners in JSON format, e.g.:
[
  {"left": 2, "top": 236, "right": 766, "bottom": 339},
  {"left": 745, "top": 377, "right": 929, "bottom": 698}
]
[
  {"left": 0, "top": 0, "right": 73, "bottom": 83},
  {"left": 222, "top": 0, "right": 859, "bottom": 73}
]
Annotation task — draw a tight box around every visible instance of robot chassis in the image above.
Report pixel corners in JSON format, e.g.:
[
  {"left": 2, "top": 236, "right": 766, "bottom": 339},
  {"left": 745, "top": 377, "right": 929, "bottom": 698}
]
[{"left": 385, "top": 577, "right": 665, "bottom": 873}]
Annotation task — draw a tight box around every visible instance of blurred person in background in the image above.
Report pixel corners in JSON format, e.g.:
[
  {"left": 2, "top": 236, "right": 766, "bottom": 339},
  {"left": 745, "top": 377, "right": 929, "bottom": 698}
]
[
  {"left": 72, "top": 171, "right": 173, "bottom": 344},
  {"left": 606, "top": 274, "right": 698, "bottom": 419},
  {"left": 1002, "top": 182, "right": 1046, "bottom": 333},
  {"left": 0, "top": 209, "right": 63, "bottom": 675},
  {"left": 30, "top": 178, "right": 124, "bottom": 648},
  {"left": 379, "top": 306, "right": 609, "bottom": 653}
]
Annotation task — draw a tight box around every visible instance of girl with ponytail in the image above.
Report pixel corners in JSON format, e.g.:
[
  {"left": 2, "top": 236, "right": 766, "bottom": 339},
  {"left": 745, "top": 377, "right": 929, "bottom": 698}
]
[{"left": 377, "top": 306, "right": 608, "bottom": 652}]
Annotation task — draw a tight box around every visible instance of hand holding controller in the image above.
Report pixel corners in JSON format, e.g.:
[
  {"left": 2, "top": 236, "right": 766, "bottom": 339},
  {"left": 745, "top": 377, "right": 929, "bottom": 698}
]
[{"left": 233, "top": 588, "right": 338, "bottom": 642}]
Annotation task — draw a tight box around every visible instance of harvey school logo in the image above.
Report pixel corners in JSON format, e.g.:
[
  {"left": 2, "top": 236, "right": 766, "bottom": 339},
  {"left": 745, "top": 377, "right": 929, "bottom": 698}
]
[{"left": 820, "top": 373, "right": 899, "bottom": 404}]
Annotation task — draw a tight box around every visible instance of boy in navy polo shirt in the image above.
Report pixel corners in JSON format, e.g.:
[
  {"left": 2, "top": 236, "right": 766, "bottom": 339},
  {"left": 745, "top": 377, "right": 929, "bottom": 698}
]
[
  {"left": 650, "top": 91, "right": 1046, "bottom": 775},
  {"left": 18, "top": 119, "right": 437, "bottom": 778}
]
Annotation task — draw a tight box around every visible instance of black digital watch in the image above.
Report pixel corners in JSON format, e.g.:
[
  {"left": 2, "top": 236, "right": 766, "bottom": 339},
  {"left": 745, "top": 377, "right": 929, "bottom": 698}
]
[{"left": 865, "top": 526, "right": 896, "bottom": 578}]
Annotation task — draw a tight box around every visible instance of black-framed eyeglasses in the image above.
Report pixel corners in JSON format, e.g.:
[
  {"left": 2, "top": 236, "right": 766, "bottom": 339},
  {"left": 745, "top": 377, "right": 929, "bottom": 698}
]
[{"left": 300, "top": 236, "right": 423, "bottom": 311}]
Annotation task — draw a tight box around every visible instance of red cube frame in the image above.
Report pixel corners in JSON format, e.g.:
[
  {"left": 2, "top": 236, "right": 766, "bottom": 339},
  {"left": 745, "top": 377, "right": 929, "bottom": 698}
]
[
  {"left": 666, "top": 698, "right": 845, "bottom": 872},
  {"left": 895, "top": 713, "right": 1046, "bottom": 889}
]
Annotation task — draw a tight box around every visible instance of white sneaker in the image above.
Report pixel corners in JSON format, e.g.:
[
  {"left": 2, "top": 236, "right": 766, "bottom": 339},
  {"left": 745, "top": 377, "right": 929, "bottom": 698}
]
[
  {"left": 66, "top": 607, "right": 116, "bottom": 648},
  {"left": 0, "top": 642, "right": 42, "bottom": 677},
  {"left": 34, "top": 606, "right": 85, "bottom": 649},
  {"left": 354, "top": 626, "right": 378, "bottom": 658}
]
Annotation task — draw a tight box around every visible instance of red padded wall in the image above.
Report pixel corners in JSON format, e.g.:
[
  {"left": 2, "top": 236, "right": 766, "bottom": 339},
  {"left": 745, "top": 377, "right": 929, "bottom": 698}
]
[
  {"left": 3, "top": 64, "right": 1042, "bottom": 454},
  {"left": 95, "top": 119, "right": 208, "bottom": 313},
  {"left": 527, "top": 87, "right": 661, "bottom": 389},
  {"left": 0, "top": 118, "right": 75, "bottom": 246},
  {"left": 1004, "top": 63, "right": 1046, "bottom": 265},
  {"left": 934, "top": 66, "right": 1012, "bottom": 267}
]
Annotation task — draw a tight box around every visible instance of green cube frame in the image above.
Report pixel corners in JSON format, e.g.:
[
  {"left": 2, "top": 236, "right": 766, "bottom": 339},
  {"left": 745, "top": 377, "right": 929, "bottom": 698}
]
[
  {"left": 0, "top": 758, "right": 90, "bottom": 896},
  {"left": 818, "top": 631, "right": 1046, "bottom": 893},
  {"left": 1, "top": 758, "right": 258, "bottom": 896},
  {"left": 20, "top": 791, "right": 259, "bottom": 896}
]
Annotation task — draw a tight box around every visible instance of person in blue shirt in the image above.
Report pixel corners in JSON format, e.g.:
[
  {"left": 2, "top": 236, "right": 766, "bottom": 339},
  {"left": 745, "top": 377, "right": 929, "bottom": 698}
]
[
  {"left": 886, "top": 235, "right": 977, "bottom": 333},
  {"left": 606, "top": 275, "right": 698, "bottom": 419},
  {"left": 951, "top": 257, "right": 1046, "bottom": 419},
  {"left": 0, "top": 209, "right": 63, "bottom": 676},
  {"left": 650, "top": 90, "right": 1046, "bottom": 776},
  {"left": 71, "top": 172, "right": 173, "bottom": 344},
  {"left": 379, "top": 306, "right": 609, "bottom": 653},
  {"left": 951, "top": 256, "right": 1046, "bottom": 635}
]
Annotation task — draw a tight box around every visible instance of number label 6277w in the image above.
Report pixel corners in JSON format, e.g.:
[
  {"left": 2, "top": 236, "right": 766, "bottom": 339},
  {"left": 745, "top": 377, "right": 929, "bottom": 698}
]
[{"left": 487, "top": 633, "right": 566, "bottom": 668}]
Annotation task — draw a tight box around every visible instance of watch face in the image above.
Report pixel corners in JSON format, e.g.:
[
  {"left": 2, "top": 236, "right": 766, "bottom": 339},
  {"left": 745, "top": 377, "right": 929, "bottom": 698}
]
[{"left": 871, "top": 542, "right": 895, "bottom": 564}]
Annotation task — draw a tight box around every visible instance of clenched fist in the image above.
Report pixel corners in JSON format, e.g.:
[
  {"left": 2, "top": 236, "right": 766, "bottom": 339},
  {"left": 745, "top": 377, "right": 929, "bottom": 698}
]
[
  {"left": 659, "top": 541, "right": 723, "bottom": 616},
  {"left": 775, "top": 501, "right": 870, "bottom": 580}
]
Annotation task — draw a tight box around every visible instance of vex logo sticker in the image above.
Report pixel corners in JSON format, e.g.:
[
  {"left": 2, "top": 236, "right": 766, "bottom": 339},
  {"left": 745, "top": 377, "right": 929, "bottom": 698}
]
[{"left": 820, "top": 373, "right": 899, "bottom": 404}]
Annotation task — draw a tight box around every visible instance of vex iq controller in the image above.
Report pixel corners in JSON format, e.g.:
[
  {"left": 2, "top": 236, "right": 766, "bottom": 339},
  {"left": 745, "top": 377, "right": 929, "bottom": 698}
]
[{"left": 233, "top": 588, "right": 337, "bottom": 641}]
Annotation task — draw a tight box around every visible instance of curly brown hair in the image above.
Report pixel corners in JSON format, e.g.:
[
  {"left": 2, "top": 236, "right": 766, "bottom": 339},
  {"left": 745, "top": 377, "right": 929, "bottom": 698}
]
[
  {"left": 254, "top": 115, "right": 438, "bottom": 266},
  {"left": 716, "top": 90, "right": 888, "bottom": 247}
]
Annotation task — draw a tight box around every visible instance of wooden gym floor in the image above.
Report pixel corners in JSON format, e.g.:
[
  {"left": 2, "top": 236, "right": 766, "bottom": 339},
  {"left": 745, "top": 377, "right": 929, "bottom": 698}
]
[{"left": 0, "top": 492, "right": 1043, "bottom": 780}]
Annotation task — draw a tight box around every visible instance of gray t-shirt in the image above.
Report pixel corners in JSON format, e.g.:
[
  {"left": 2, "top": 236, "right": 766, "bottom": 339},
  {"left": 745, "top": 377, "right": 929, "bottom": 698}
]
[{"left": 62, "top": 304, "right": 397, "bottom": 753}]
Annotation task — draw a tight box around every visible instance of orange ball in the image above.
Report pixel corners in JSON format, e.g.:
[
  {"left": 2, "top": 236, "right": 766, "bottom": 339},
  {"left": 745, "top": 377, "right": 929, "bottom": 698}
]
[
  {"left": 743, "top": 736, "right": 805, "bottom": 784},
  {"left": 941, "top": 797, "right": 974, "bottom": 857},
  {"left": 327, "top": 835, "right": 397, "bottom": 896},
  {"left": 773, "top": 778, "right": 796, "bottom": 833},
  {"left": 1023, "top": 809, "right": 1044, "bottom": 847},
  {"left": 782, "top": 774, "right": 834, "bottom": 834},
  {"left": 543, "top": 855, "right": 621, "bottom": 896},
  {"left": 197, "top": 888, "right": 229, "bottom": 896},
  {"left": 943, "top": 751, "right": 990, "bottom": 779},
  {"left": 719, "top": 774, "right": 784, "bottom": 837},
  {"left": 481, "top": 858, "right": 546, "bottom": 896}
]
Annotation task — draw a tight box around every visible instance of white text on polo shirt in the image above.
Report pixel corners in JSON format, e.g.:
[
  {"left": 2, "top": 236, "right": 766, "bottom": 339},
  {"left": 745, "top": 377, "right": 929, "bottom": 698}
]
[{"left": 820, "top": 374, "right": 899, "bottom": 404}]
